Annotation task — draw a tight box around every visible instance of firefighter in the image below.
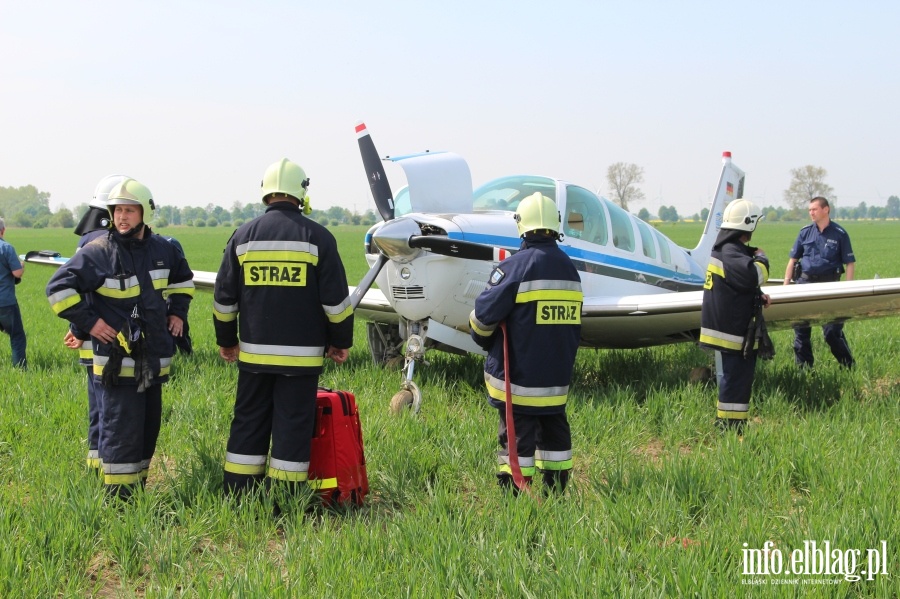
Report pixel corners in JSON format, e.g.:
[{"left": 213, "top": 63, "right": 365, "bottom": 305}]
[
  {"left": 63, "top": 174, "right": 128, "bottom": 471},
  {"left": 47, "top": 178, "right": 194, "bottom": 499},
  {"left": 214, "top": 158, "right": 353, "bottom": 499},
  {"left": 699, "top": 198, "right": 770, "bottom": 431},
  {"left": 469, "top": 192, "right": 583, "bottom": 494}
]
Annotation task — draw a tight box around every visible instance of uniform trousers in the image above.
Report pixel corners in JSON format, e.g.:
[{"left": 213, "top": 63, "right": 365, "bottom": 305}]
[
  {"left": 86, "top": 369, "right": 105, "bottom": 469},
  {"left": 0, "top": 302, "right": 26, "bottom": 368},
  {"left": 716, "top": 350, "right": 757, "bottom": 423},
  {"left": 223, "top": 371, "right": 318, "bottom": 494},
  {"left": 100, "top": 381, "right": 162, "bottom": 498},
  {"left": 792, "top": 277, "right": 854, "bottom": 368},
  {"left": 497, "top": 408, "right": 572, "bottom": 490}
]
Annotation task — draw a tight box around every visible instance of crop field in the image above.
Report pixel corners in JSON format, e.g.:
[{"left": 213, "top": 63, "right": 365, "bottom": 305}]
[{"left": 1, "top": 221, "right": 899, "bottom": 597}]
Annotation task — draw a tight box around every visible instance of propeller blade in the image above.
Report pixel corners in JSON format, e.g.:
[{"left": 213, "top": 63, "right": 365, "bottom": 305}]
[
  {"left": 349, "top": 253, "right": 388, "bottom": 311},
  {"left": 409, "top": 236, "right": 512, "bottom": 262},
  {"left": 356, "top": 121, "right": 394, "bottom": 222}
]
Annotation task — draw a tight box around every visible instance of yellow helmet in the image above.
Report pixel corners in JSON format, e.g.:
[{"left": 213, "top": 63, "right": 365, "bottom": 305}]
[
  {"left": 106, "top": 178, "right": 155, "bottom": 222},
  {"left": 514, "top": 192, "right": 560, "bottom": 237},
  {"left": 261, "top": 158, "right": 309, "bottom": 206},
  {"left": 721, "top": 198, "right": 762, "bottom": 232}
]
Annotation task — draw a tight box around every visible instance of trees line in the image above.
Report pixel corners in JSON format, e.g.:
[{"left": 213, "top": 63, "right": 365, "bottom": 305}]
[
  {"left": 0, "top": 185, "right": 378, "bottom": 229},
  {"left": 2, "top": 181, "right": 898, "bottom": 230}
]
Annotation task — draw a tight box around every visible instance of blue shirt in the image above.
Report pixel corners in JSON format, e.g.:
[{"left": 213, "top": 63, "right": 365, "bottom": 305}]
[
  {"left": 789, "top": 221, "right": 855, "bottom": 276},
  {"left": 0, "top": 238, "right": 23, "bottom": 307}
]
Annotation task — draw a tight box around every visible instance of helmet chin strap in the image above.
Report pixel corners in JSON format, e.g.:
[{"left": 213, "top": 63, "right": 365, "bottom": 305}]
[{"left": 119, "top": 222, "right": 145, "bottom": 239}]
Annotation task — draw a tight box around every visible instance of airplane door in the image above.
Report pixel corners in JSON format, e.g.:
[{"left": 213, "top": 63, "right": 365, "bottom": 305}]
[{"left": 562, "top": 185, "right": 610, "bottom": 247}]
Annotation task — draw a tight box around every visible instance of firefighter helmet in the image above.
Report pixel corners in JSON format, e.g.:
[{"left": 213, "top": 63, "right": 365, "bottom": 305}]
[
  {"left": 721, "top": 198, "right": 762, "bottom": 232},
  {"left": 92, "top": 174, "right": 130, "bottom": 209},
  {"left": 261, "top": 158, "right": 309, "bottom": 205},
  {"left": 106, "top": 178, "right": 155, "bottom": 221},
  {"left": 74, "top": 174, "right": 131, "bottom": 235},
  {"left": 514, "top": 192, "right": 560, "bottom": 237}
]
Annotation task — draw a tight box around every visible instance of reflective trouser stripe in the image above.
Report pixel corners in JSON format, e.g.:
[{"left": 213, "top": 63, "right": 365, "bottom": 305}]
[
  {"left": 86, "top": 449, "right": 101, "bottom": 469},
  {"left": 224, "top": 452, "right": 267, "bottom": 476},
  {"left": 498, "top": 454, "right": 536, "bottom": 478},
  {"left": 267, "top": 458, "right": 309, "bottom": 482},
  {"left": 308, "top": 478, "right": 338, "bottom": 490},
  {"left": 103, "top": 462, "right": 142, "bottom": 485},
  {"left": 717, "top": 401, "right": 749, "bottom": 420},
  {"left": 535, "top": 449, "right": 573, "bottom": 471}
]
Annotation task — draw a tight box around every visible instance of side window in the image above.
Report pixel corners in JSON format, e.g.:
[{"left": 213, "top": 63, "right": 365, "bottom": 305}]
[
  {"left": 564, "top": 186, "right": 608, "bottom": 245},
  {"left": 636, "top": 220, "right": 657, "bottom": 259},
  {"left": 603, "top": 198, "right": 635, "bottom": 252},
  {"left": 652, "top": 228, "right": 672, "bottom": 264}
]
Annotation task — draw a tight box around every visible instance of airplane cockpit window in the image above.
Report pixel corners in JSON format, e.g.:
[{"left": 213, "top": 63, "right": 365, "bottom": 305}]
[
  {"left": 636, "top": 219, "right": 657, "bottom": 259},
  {"left": 652, "top": 228, "right": 672, "bottom": 265},
  {"left": 602, "top": 198, "right": 635, "bottom": 252},
  {"left": 564, "top": 185, "right": 608, "bottom": 245},
  {"left": 473, "top": 176, "right": 556, "bottom": 212},
  {"left": 394, "top": 186, "right": 412, "bottom": 217}
]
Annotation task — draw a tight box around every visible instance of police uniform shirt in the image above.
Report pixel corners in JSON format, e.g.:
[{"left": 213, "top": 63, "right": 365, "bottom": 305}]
[{"left": 789, "top": 221, "right": 854, "bottom": 277}]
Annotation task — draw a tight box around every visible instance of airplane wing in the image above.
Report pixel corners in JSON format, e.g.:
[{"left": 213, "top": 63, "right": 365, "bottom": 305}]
[
  {"left": 24, "top": 254, "right": 900, "bottom": 353},
  {"left": 580, "top": 277, "right": 900, "bottom": 349},
  {"left": 187, "top": 269, "right": 395, "bottom": 323}
]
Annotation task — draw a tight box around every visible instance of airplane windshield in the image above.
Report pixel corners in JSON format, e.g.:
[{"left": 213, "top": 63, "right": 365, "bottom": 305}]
[{"left": 473, "top": 176, "right": 556, "bottom": 212}]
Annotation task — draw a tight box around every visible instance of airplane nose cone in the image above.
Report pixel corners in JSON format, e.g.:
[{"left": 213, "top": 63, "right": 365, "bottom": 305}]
[{"left": 371, "top": 218, "right": 422, "bottom": 263}]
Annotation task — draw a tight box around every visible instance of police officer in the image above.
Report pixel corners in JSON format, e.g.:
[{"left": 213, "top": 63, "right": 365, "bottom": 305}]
[
  {"left": 63, "top": 174, "right": 128, "bottom": 471},
  {"left": 783, "top": 196, "right": 855, "bottom": 368},
  {"left": 47, "top": 178, "right": 194, "bottom": 498},
  {"left": 469, "top": 192, "right": 583, "bottom": 494},
  {"left": 214, "top": 158, "right": 353, "bottom": 499},
  {"left": 700, "top": 199, "right": 770, "bottom": 431},
  {"left": 0, "top": 216, "right": 26, "bottom": 369}
]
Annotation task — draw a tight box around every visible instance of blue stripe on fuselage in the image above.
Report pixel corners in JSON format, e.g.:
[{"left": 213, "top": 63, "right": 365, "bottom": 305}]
[{"left": 451, "top": 232, "right": 704, "bottom": 285}]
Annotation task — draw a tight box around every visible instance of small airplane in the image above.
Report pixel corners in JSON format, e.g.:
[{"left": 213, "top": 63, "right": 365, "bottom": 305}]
[
  {"left": 338, "top": 123, "right": 900, "bottom": 412},
  {"left": 23, "top": 123, "right": 900, "bottom": 414}
]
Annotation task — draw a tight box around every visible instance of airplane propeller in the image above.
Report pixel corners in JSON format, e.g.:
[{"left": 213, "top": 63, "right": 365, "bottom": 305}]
[
  {"left": 356, "top": 122, "right": 395, "bottom": 222},
  {"left": 349, "top": 123, "right": 511, "bottom": 313}
]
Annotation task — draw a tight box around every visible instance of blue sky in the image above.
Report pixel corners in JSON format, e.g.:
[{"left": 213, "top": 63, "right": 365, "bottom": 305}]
[{"left": 2, "top": 1, "right": 898, "bottom": 217}]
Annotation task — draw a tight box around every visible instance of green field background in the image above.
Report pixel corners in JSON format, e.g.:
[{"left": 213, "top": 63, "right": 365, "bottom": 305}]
[{"left": 1, "top": 221, "right": 898, "bottom": 597}]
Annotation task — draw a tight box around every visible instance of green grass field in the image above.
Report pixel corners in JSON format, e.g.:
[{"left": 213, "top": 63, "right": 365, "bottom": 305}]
[{"left": 1, "top": 222, "right": 899, "bottom": 597}]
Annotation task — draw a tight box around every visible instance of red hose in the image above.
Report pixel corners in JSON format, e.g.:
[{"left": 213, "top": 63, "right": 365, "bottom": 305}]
[{"left": 500, "top": 322, "right": 526, "bottom": 490}]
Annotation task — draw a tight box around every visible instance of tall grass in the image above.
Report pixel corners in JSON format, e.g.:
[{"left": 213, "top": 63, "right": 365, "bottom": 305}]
[{"left": 1, "top": 222, "right": 898, "bottom": 597}]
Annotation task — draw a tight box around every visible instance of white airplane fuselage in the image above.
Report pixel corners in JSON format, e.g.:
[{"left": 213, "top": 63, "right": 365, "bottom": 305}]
[{"left": 363, "top": 174, "right": 717, "bottom": 351}]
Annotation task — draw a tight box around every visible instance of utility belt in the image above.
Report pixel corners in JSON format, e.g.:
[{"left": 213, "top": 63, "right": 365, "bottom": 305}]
[{"left": 799, "top": 272, "right": 840, "bottom": 283}]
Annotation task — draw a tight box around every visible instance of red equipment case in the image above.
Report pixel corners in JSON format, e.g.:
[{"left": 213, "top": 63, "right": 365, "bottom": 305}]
[{"left": 308, "top": 388, "right": 369, "bottom": 506}]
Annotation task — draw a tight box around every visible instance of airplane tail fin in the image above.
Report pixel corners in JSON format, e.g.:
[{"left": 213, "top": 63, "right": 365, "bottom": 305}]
[{"left": 690, "top": 151, "right": 745, "bottom": 265}]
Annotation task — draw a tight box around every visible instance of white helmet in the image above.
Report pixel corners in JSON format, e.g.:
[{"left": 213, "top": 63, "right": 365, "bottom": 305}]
[
  {"left": 74, "top": 174, "right": 131, "bottom": 235},
  {"left": 92, "top": 174, "right": 130, "bottom": 209},
  {"left": 721, "top": 199, "right": 762, "bottom": 232}
]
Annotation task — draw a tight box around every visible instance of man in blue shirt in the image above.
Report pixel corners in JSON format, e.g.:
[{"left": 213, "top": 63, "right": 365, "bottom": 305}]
[
  {"left": 783, "top": 196, "right": 855, "bottom": 368},
  {"left": 0, "top": 216, "right": 27, "bottom": 369}
]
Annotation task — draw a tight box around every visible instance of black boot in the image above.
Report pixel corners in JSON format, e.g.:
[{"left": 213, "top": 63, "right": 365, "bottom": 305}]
[{"left": 542, "top": 470, "right": 570, "bottom": 495}]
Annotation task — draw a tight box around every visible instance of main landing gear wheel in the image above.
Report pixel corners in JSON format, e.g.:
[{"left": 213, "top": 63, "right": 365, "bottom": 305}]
[{"left": 389, "top": 381, "right": 422, "bottom": 415}]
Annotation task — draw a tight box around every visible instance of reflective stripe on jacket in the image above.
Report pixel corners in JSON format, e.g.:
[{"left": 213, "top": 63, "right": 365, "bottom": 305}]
[
  {"left": 46, "top": 228, "right": 194, "bottom": 384},
  {"left": 469, "top": 237, "right": 582, "bottom": 414},
  {"left": 213, "top": 202, "right": 353, "bottom": 375},
  {"left": 699, "top": 232, "right": 768, "bottom": 354}
]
